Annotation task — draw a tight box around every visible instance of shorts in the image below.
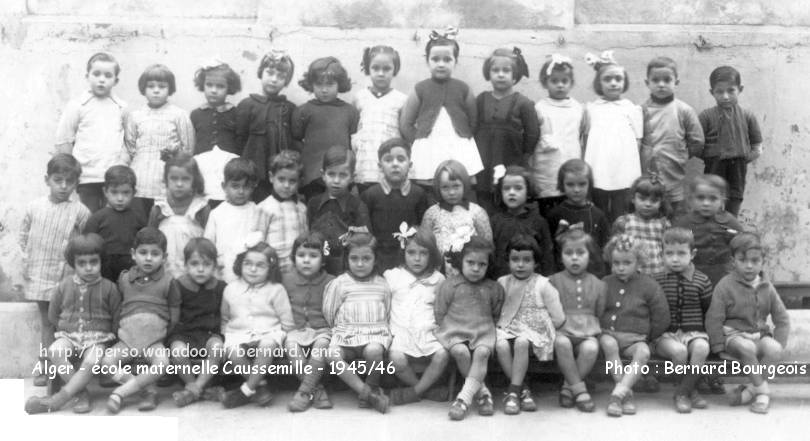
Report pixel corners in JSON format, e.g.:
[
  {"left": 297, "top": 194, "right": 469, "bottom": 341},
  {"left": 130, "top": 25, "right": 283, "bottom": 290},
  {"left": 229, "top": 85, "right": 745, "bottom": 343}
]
[
  {"left": 703, "top": 157, "right": 747, "bottom": 200},
  {"left": 723, "top": 326, "right": 761, "bottom": 347},
  {"left": 53, "top": 330, "right": 115, "bottom": 353},
  {"left": 602, "top": 330, "right": 648, "bottom": 352},
  {"left": 655, "top": 330, "right": 709, "bottom": 349}
]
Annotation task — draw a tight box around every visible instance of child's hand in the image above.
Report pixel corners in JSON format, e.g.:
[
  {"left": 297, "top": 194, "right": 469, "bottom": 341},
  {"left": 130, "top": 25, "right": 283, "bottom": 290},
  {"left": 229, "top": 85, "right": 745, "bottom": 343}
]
[{"left": 746, "top": 150, "right": 761, "bottom": 163}]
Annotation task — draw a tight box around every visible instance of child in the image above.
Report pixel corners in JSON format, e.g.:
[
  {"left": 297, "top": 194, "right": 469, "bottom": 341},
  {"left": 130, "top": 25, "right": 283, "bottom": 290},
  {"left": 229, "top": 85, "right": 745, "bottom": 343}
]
[
  {"left": 653, "top": 227, "right": 713, "bottom": 413},
  {"left": 490, "top": 165, "right": 554, "bottom": 278},
  {"left": 204, "top": 157, "right": 270, "bottom": 282},
  {"left": 24, "top": 234, "right": 120, "bottom": 414},
  {"left": 612, "top": 175, "right": 672, "bottom": 276},
  {"left": 641, "top": 57, "right": 704, "bottom": 216},
  {"left": 550, "top": 226, "right": 606, "bottom": 412},
  {"left": 352, "top": 46, "right": 408, "bottom": 193},
  {"left": 124, "top": 64, "right": 195, "bottom": 214},
  {"left": 698, "top": 66, "right": 763, "bottom": 217},
  {"left": 236, "top": 50, "right": 297, "bottom": 202},
  {"left": 55, "top": 52, "right": 127, "bottom": 212},
  {"left": 293, "top": 57, "right": 359, "bottom": 200},
  {"left": 220, "top": 240, "right": 294, "bottom": 408},
  {"left": 385, "top": 227, "right": 449, "bottom": 405},
  {"left": 283, "top": 232, "right": 335, "bottom": 412},
  {"left": 306, "top": 146, "right": 370, "bottom": 275},
  {"left": 582, "top": 51, "right": 643, "bottom": 223},
  {"left": 168, "top": 238, "right": 227, "bottom": 407},
  {"left": 400, "top": 27, "right": 483, "bottom": 190},
  {"left": 102, "top": 227, "right": 179, "bottom": 413},
  {"left": 705, "top": 232, "right": 790, "bottom": 414},
  {"left": 259, "top": 150, "right": 309, "bottom": 274},
  {"left": 545, "top": 159, "right": 610, "bottom": 276},
  {"left": 495, "top": 234, "right": 564, "bottom": 415},
  {"left": 148, "top": 153, "right": 210, "bottom": 279},
  {"left": 532, "top": 54, "right": 583, "bottom": 216},
  {"left": 435, "top": 236, "right": 504, "bottom": 420},
  {"left": 21, "top": 154, "right": 91, "bottom": 386},
  {"left": 361, "top": 138, "right": 430, "bottom": 272},
  {"left": 599, "top": 234, "right": 670, "bottom": 417},
  {"left": 323, "top": 230, "right": 392, "bottom": 413},
  {"left": 84, "top": 165, "right": 147, "bottom": 282},
  {"left": 474, "top": 47, "right": 539, "bottom": 211}
]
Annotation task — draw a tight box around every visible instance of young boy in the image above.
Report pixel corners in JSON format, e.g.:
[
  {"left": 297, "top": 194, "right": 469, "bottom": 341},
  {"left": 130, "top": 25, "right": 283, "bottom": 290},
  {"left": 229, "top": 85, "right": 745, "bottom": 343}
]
[
  {"left": 361, "top": 138, "right": 430, "bottom": 271},
  {"left": 83, "top": 165, "right": 146, "bottom": 282},
  {"left": 641, "top": 57, "right": 704, "bottom": 216},
  {"left": 101, "top": 227, "right": 180, "bottom": 413},
  {"left": 204, "top": 157, "right": 270, "bottom": 282},
  {"left": 698, "top": 66, "right": 762, "bottom": 217},
  {"left": 24, "top": 233, "right": 121, "bottom": 414},
  {"left": 55, "top": 52, "right": 127, "bottom": 213},
  {"left": 653, "top": 227, "right": 714, "bottom": 413},
  {"left": 705, "top": 232, "right": 790, "bottom": 414},
  {"left": 258, "top": 150, "right": 308, "bottom": 274}
]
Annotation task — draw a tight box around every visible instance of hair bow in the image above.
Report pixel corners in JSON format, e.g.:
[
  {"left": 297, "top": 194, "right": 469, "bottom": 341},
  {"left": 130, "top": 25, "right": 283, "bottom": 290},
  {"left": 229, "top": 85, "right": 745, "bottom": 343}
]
[
  {"left": 447, "top": 224, "right": 474, "bottom": 253},
  {"left": 492, "top": 164, "right": 506, "bottom": 183},
  {"left": 616, "top": 233, "right": 636, "bottom": 252},
  {"left": 339, "top": 226, "right": 370, "bottom": 246},
  {"left": 322, "top": 241, "right": 331, "bottom": 257},
  {"left": 263, "top": 49, "right": 290, "bottom": 63},
  {"left": 546, "top": 53, "right": 573, "bottom": 76},
  {"left": 584, "top": 50, "right": 616, "bottom": 68},
  {"left": 243, "top": 231, "right": 264, "bottom": 251},
  {"left": 555, "top": 219, "right": 585, "bottom": 238},
  {"left": 647, "top": 171, "right": 662, "bottom": 186},
  {"left": 429, "top": 26, "right": 459, "bottom": 41},
  {"left": 199, "top": 58, "right": 226, "bottom": 71},
  {"left": 392, "top": 222, "right": 417, "bottom": 249}
]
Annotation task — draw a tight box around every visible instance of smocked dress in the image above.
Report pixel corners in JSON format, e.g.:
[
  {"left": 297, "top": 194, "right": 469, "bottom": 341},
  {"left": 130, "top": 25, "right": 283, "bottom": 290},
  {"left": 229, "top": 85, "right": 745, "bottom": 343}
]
[{"left": 385, "top": 267, "right": 445, "bottom": 357}]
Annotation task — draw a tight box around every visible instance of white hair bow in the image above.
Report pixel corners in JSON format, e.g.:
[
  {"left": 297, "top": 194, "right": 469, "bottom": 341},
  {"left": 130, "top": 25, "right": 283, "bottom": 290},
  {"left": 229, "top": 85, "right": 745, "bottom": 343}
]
[
  {"left": 243, "top": 231, "right": 264, "bottom": 250},
  {"left": 546, "top": 53, "right": 573, "bottom": 76},
  {"left": 448, "top": 225, "right": 475, "bottom": 253},
  {"left": 199, "top": 58, "right": 226, "bottom": 71},
  {"left": 392, "top": 222, "right": 417, "bottom": 249},
  {"left": 584, "top": 50, "right": 616, "bottom": 67},
  {"left": 429, "top": 26, "right": 459, "bottom": 41}
]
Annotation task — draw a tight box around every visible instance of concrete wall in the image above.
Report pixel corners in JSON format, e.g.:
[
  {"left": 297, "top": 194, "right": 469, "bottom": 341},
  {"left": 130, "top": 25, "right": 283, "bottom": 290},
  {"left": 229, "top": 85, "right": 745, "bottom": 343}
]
[{"left": 1, "top": 0, "right": 809, "bottom": 298}]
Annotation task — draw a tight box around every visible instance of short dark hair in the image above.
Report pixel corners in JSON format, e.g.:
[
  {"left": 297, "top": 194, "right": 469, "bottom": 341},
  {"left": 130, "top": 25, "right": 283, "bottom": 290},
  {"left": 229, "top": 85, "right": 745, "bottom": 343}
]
[
  {"left": 223, "top": 157, "right": 259, "bottom": 185},
  {"left": 133, "top": 227, "right": 167, "bottom": 252},
  {"left": 183, "top": 237, "right": 218, "bottom": 263},
  {"left": 322, "top": 145, "right": 356, "bottom": 172},
  {"left": 269, "top": 150, "right": 303, "bottom": 176},
  {"left": 730, "top": 232, "right": 763, "bottom": 257},
  {"left": 163, "top": 152, "right": 205, "bottom": 196},
  {"left": 138, "top": 64, "right": 176, "bottom": 95},
  {"left": 448, "top": 236, "right": 494, "bottom": 273},
  {"left": 362, "top": 46, "right": 401, "bottom": 76},
  {"left": 482, "top": 47, "right": 529, "bottom": 84},
  {"left": 86, "top": 52, "right": 120, "bottom": 77},
  {"left": 104, "top": 165, "right": 137, "bottom": 190},
  {"left": 555, "top": 227, "right": 599, "bottom": 264},
  {"left": 194, "top": 63, "right": 241, "bottom": 95},
  {"left": 689, "top": 174, "right": 728, "bottom": 200},
  {"left": 377, "top": 138, "right": 411, "bottom": 160},
  {"left": 495, "top": 165, "right": 534, "bottom": 209},
  {"left": 505, "top": 233, "right": 542, "bottom": 266},
  {"left": 64, "top": 233, "right": 104, "bottom": 268},
  {"left": 299, "top": 57, "right": 351, "bottom": 93},
  {"left": 399, "top": 229, "right": 443, "bottom": 274},
  {"left": 628, "top": 175, "right": 671, "bottom": 218},
  {"left": 425, "top": 37, "right": 460, "bottom": 60},
  {"left": 539, "top": 57, "right": 574, "bottom": 86},
  {"left": 257, "top": 51, "right": 295, "bottom": 84},
  {"left": 592, "top": 63, "right": 630, "bottom": 96},
  {"left": 646, "top": 56, "right": 678, "bottom": 78},
  {"left": 662, "top": 227, "right": 695, "bottom": 248},
  {"left": 47, "top": 154, "right": 82, "bottom": 180},
  {"left": 232, "top": 241, "right": 282, "bottom": 283},
  {"left": 709, "top": 66, "right": 741, "bottom": 88},
  {"left": 556, "top": 159, "right": 593, "bottom": 196},
  {"left": 433, "top": 159, "right": 471, "bottom": 202},
  {"left": 291, "top": 231, "right": 328, "bottom": 264}
]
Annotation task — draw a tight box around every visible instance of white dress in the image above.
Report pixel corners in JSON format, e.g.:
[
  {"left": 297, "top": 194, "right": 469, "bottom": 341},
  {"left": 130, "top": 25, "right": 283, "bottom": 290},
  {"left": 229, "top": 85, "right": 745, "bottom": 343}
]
[
  {"left": 153, "top": 196, "right": 208, "bottom": 279},
  {"left": 532, "top": 97, "right": 584, "bottom": 197},
  {"left": 384, "top": 267, "right": 445, "bottom": 357},
  {"left": 583, "top": 98, "right": 643, "bottom": 191},
  {"left": 411, "top": 108, "right": 484, "bottom": 180},
  {"left": 203, "top": 201, "right": 269, "bottom": 283},
  {"left": 351, "top": 88, "right": 408, "bottom": 184}
]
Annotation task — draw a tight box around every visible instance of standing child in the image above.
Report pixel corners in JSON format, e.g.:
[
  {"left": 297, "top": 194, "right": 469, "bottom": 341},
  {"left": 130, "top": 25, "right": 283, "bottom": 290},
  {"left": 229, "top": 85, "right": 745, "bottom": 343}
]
[
  {"left": 612, "top": 175, "right": 672, "bottom": 276},
  {"left": 599, "top": 234, "right": 670, "bottom": 417},
  {"left": 361, "top": 138, "right": 430, "bottom": 272},
  {"left": 236, "top": 50, "right": 297, "bottom": 202},
  {"left": 306, "top": 146, "right": 370, "bottom": 275},
  {"left": 124, "top": 64, "right": 195, "bottom": 214},
  {"left": 532, "top": 54, "right": 583, "bottom": 216},
  {"left": 435, "top": 236, "right": 504, "bottom": 420},
  {"left": 400, "top": 27, "right": 483, "bottom": 191},
  {"left": 581, "top": 51, "right": 643, "bottom": 223},
  {"left": 705, "top": 232, "right": 789, "bottom": 414},
  {"left": 323, "top": 230, "right": 392, "bottom": 413},
  {"left": 385, "top": 227, "right": 449, "bottom": 405},
  {"left": 220, "top": 240, "right": 294, "bottom": 408},
  {"left": 24, "top": 234, "right": 120, "bottom": 414},
  {"left": 84, "top": 165, "right": 147, "bottom": 282},
  {"left": 352, "top": 46, "right": 408, "bottom": 193},
  {"left": 550, "top": 226, "right": 605, "bottom": 412},
  {"left": 168, "top": 238, "right": 227, "bottom": 407},
  {"left": 55, "top": 52, "right": 127, "bottom": 212},
  {"left": 474, "top": 47, "right": 539, "bottom": 211},
  {"left": 21, "top": 154, "right": 91, "bottom": 386},
  {"left": 293, "top": 57, "right": 359, "bottom": 200},
  {"left": 495, "top": 234, "right": 565, "bottom": 415},
  {"left": 653, "top": 227, "right": 713, "bottom": 413},
  {"left": 204, "top": 157, "right": 270, "bottom": 282},
  {"left": 698, "top": 66, "right": 763, "bottom": 217},
  {"left": 641, "top": 57, "right": 704, "bottom": 216}
]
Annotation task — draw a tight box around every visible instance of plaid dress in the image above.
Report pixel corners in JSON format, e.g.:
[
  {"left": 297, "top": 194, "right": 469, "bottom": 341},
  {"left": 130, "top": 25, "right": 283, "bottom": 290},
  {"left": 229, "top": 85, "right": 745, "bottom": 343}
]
[
  {"left": 613, "top": 213, "right": 670, "bottom": 275},
  {"left": 258, "top": 194, "right": 308, "bottom": 274}
]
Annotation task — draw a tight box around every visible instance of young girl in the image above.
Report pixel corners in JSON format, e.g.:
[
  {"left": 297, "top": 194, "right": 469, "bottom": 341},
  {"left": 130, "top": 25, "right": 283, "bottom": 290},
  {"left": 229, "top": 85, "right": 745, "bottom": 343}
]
[
  {"left": 400, "top": 27, "right": 483, "bottom": 190},
  {"left": 532, "top": 55, "right": 583, "bottom": 216},
  {"left": 546, "top": 159, "right": 610, "bottom": 276},
  {"left": 435, "top": 236, "right": 504, "bottom": 420},
  {"left": 599, "top": 234, "right": 670, "bottom": 417},
  {"left": 495, "top": 234, "right": 565, "bottom": 415},
  {"left": 293, "top": 57, "right": 359, "bottom": 200},
  {"left": 612, "top": 175, "right": 672, "bottom": 276},
  {"left": 474, "top": 47, "right": 539, "bottom": 211},
  {"left": 352, "top": 46, "right": 408, "bottom": 193},
  {"left": 220, "top": 239, "right": 294, "bottom": 408},
  {"left": 420, "top": 160, "right": 492, "bottom": 275},
  {"left": 581, "top": 51, "right": 643, "bottom": 223},
  {"left": 283, "top": 232, "right": 336, "bottom": 412},
  {"left": 491, "top": 165, "right": 554, "bottom": 278},
  {"left": 323, "top": 229, "right": 392, "bottom": 413},
  {"left": 549, "top": 226, "right": 605, "bottom": 413},
  {"left": 124, "top": 64, "right": 195, "bottom": 213},
  {"left": 148, "top": 152, "right": 210, "bottom": 279},
  {"left": 236, "top": 50, "right": 297, "bottom": 202},
  {"left": 168, "top": 238, "right": 227, "bottom": 407},
  {"left": 384, "top": 226, "right": 449, "bottom": 405}
]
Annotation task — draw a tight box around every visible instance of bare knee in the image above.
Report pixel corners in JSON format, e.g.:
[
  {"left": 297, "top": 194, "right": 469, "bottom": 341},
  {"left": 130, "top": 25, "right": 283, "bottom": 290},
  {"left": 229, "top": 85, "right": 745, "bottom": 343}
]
[
  {"left": 689, "top": 339, "right": 710, "bottom": 359},
  {"left": 432, "top": 348, "right": 450, "bottom": 365},
  {"left": 555, "top": 335, "right": 573, "bottom": 352},
  {"left": 472, "top": 346, "right": 491, "bottom": 362},
  {"left": 632, "top": 343, "right": 651, "bottom": 363},
  {"left": 600, "top": 335, "right": 619, "bottom": 354},
  {"left": 758, "top": 338, "right": 784, "bottom": 363},
  {"left": 449, "top": 344, "right": 470, "bottom": 360},
  {"left": 514, "top": 337, "right": 530, "bottom": 353},
  {"left": 495, "top": 339, "right": 511, "bottom": 356},
  {"left": 389, "top": 350, "right": 408, "bottom": 369},
  {"left": 363, "top": 343, "right": 385, "bottom": 360},
  {"left": 578, "top": 338, "right": 599, "bottom": 357}
]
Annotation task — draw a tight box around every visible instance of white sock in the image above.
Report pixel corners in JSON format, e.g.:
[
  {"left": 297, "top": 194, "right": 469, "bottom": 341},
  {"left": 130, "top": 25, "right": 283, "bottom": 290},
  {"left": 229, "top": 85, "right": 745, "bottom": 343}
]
[{"left": 240, "top": 383, "right": 255, "bottom": 397}]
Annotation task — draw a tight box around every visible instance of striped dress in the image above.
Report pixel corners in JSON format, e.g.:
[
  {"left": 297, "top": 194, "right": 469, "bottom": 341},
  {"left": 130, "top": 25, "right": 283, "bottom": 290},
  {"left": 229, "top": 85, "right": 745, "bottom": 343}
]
[
  {"left": 613, "top": 213, "right": 670, "bottom": 275},
  {"left": 323, "top": 273, "right": 391, "bottom": 348},
  {"left": 20, "top": 196, "right": 90, "bottom": 301}
]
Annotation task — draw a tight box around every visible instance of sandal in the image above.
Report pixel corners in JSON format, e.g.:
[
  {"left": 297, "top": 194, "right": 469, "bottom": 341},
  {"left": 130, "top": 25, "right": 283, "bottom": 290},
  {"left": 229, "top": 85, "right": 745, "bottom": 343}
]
[
  {"left": 24, "top": 396, "right": 53, "bottom": 414},
  {"left": 606, "top": 394, "right": 623, "bottom": 417},
  {"left": 448, "top": 398, "right": 469, "bottom": 421},
  {"left": 573, "top": 392, "right": 596, "bottom": 413},
  {"left": 621, "top": 392, "right": 637, "bottom": 415},
  {"left": 137, "top": 389, "right": 159, "bottom": 411},
  {"left": 312, "top": 385, "right": 333, "bottom": 409},
  {"left": 559, "top": 387, "right": 575, "bottom": 408},
  {"left": 750, "top": 395, "right": 770, "bottom": 414},
  {"left": 72, "top": 389, "right": 93, "bottom": 414},
  {"left": 172, "top": 389, "right": 199, "bottom": 408},
  {"left": 106, "top": 393, "right": 123, "bottom": 414},
  {"left": 729, "top": 385, "right": 755, "bottom": 407},
  {"left": 287, "top": 390, "right": 314, "bottom": 412}
]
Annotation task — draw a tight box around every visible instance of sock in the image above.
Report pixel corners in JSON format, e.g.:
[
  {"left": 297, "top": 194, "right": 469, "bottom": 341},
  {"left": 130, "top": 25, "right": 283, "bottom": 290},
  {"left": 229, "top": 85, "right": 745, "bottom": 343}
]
[
  {"left": 456, "top": 377, "right": 482, "bottom": 404},
  {"left": 240, "top": 383, "right": 255, "bottom": 397},
  {"left": 507, "top": 384, "right": 521, "bottom": 395},
  {"left": 612, "top": 383, "right": 630, "bottom": 399}
]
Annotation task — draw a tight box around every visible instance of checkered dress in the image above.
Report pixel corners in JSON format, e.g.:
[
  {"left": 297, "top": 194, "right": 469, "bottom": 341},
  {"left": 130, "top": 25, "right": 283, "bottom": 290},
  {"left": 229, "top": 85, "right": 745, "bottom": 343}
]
[
  {"left": 258, "top": 195, "right": 308, "bottom": 273},
  {"left": 351, "top": 88, "right": 408, "bottom": 184},
  {"left": 613, "top": 213, "right": 670, "bottom": 275}
]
